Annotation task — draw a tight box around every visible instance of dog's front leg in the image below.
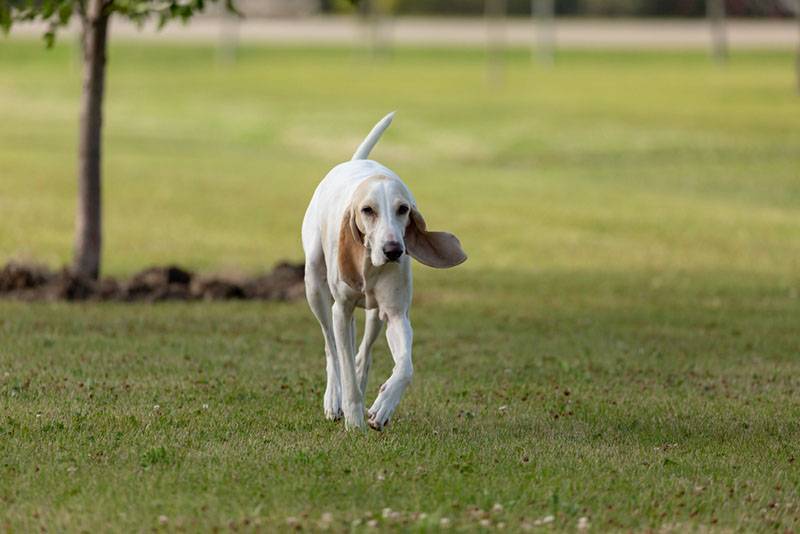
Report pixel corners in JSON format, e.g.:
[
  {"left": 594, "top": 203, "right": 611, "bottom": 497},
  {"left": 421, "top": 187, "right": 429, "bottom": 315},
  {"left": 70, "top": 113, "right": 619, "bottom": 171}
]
[
  {"left": 356, "top": 308, "right": 383, "bottom": 397},
  {"left": 368, "top": 311, "right": 413, "bottom": 431},
  {"left": 332, "top": 300, "right": 366, "bottom": 430}
]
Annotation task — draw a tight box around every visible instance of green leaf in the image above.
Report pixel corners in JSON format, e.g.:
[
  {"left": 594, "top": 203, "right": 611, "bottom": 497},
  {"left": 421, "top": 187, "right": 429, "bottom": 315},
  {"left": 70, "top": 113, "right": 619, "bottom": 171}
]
[
  {"left": 68, "top": 0, "right": 245, "bottom": 29},
  {"left": 224, "top": 0, "right": 242, "bottom": 18},
  {"left": 42, "top": 0, "right": 56, "bottom": 19},
  {"left": 43, "top": 28, "right": 55, "bottom": 48},
  {"left": 157, "top": 12, "right": 168, "bottom": 30},
  {"left": 57, "top": 2, "right": 73, "bottom": 25},
  {"left": 0, "top": 4, "right": 12, "bottom": 34}
]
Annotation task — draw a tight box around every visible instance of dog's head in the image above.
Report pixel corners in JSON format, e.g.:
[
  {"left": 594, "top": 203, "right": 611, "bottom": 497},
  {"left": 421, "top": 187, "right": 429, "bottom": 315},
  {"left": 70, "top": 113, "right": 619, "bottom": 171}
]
[{"left": 338, "top": 175, "right": 467, "bottom": 291}]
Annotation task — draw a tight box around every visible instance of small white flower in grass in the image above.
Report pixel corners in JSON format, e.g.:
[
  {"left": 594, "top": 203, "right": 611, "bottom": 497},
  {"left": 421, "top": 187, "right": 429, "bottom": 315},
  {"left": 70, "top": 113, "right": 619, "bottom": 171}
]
[
  {"left": 202, "top": 403, "right": 209, "bottom": 410},
  {"left": 158, "top": 515, "right": 168, "bottom": 525},
  {"left": 382, "top": 508, "right": 392, "bottom": 519},
  {"left": 480, "top": 518, "right": 491, "bottom": 527},
  {"left": 35, "top": 413, "right": 41, "bottom": 418},
  {"left": 533, "top": 515, "right": 554, "bottom": 526},
  {"left": 153, "top": 404, "right": 160, "bottom": 411},
  {"left": 351, "top": 518, "right": 362, "bottom": 527},
  {"left": 439, "top": 517, "right": 451, "bottom": 528},
  {"left": 498, "top": 405, "right": 508, "bottom": 413},
  {"left": 497, "top": 522, "right": 507, "bottom": 529},
  {"left": 318, "top": 512, "right": 333, "bottom": 530},
  {"left": 66, "top": 466, "right": 77, "bottom": 473},
  {"left": 577, "top": 516, "right": 590, "bottom": 530},
  {"left": 419, "top": 512, "right": 428, "bottom": 520},
  {"left": 367, "top": 519, "right": 378, "bottom": 528},
  {"left": 492, "top": 503, "right": 504, "bottom": 513}
]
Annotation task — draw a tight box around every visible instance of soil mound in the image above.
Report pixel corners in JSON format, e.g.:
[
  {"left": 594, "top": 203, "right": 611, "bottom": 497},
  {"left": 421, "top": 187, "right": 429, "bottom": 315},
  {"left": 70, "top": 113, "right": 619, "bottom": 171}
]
[{"left": 0, "top": 261, "right": 305, "bottom": 302}]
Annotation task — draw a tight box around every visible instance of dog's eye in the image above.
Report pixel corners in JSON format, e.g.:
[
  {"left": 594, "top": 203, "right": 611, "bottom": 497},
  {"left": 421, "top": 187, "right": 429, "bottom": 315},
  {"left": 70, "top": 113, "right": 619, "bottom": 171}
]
[
  {"left": 361, "top": 206, "right": 375, "bottom": 216},
  {"left": 397, "top": 205, "right": 409, "bottom": 215}
]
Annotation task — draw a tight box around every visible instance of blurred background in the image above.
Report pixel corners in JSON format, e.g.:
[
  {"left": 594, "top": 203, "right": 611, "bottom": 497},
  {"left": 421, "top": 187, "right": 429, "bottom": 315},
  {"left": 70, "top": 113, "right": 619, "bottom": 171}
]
[
  {"left": 228, "top": 0, "right": 797, "bottom": 16},
  {"left": 1, "top": 0, "right": 798, "bottom": 296}
]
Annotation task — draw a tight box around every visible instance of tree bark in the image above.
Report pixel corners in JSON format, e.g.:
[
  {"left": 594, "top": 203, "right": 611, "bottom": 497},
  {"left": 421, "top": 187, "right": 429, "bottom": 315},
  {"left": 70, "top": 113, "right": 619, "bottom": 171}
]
[{"left": 73, "top": 0, "right": 109, "bottom": 280}]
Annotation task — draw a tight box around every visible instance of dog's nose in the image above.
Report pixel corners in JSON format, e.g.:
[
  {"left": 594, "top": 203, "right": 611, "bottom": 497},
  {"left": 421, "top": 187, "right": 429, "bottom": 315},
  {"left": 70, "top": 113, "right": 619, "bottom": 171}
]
[{"left": 383, "top": 241, "right": 404, "bottom": 262}]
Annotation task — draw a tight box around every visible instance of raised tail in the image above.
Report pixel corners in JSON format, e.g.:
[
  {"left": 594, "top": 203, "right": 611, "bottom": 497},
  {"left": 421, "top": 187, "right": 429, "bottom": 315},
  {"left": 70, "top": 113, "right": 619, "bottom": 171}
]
[{"left": 351, "top": 112, "right": 395, "bottom": 161}]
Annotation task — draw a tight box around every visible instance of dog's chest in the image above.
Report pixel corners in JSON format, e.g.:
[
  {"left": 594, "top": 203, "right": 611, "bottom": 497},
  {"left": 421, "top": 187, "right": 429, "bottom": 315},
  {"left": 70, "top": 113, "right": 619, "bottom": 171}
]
[
  {"left": 356, "top": 261, "right": 410, "bottom": 314},
  {"left": 354, "top": 287, "right": 378, "bottom": 310}
]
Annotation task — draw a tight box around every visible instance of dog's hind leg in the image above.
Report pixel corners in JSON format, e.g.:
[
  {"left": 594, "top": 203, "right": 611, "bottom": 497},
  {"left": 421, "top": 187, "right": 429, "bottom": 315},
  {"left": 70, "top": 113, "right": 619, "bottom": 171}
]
[
  {"left": 356, "top": 308, "right": 383, "bottom": 398},
  {"left": 304, "top": 250, "right": 342, "bottom": 421}
]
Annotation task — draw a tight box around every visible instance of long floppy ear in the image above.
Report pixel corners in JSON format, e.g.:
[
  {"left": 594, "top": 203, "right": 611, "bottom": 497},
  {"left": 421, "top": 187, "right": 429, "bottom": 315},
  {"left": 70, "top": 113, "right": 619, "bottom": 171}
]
[
  {"left": 405, "top": 208, "right": 467, "bottom": 268},
  {"left": 338, "top": 207, "right": 366, "bottom": 291}
]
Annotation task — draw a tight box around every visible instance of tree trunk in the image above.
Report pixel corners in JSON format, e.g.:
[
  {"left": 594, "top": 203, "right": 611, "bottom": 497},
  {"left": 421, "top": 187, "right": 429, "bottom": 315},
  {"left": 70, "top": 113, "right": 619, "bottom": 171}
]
[{"left": 73, "top": 0, "right": 109, "bottom": 280}]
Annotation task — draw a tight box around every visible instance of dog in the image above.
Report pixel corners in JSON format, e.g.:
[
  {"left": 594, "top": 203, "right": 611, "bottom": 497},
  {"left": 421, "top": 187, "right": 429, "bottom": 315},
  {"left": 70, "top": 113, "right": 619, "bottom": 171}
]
[{"left": 301, "top": 113, "right": 467, "bottom": 430}]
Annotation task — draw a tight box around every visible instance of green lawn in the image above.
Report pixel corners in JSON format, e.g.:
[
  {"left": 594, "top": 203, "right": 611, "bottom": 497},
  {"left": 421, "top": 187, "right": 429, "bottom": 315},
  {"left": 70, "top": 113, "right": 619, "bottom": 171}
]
[{"left": 1, "top": 38, "right": 799, "bottom": 531}]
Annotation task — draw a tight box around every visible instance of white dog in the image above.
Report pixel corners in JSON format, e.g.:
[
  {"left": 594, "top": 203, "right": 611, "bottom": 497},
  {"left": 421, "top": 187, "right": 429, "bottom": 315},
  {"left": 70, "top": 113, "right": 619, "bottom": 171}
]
[{"left": 301, "top": 113, "right": 467, "bottom": 430}]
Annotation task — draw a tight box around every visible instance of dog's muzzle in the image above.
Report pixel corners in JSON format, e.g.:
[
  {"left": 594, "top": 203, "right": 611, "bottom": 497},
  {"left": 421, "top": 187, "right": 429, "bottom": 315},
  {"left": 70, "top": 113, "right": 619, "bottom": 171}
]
[{"left": 382, "top": 241, "right": 404, "bottom": 262}]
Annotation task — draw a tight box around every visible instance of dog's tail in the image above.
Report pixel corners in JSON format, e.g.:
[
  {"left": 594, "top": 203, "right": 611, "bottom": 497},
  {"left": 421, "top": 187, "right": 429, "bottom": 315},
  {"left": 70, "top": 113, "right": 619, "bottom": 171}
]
[{"left": 351, "top": 112, "right": 395, "bottom": 161}]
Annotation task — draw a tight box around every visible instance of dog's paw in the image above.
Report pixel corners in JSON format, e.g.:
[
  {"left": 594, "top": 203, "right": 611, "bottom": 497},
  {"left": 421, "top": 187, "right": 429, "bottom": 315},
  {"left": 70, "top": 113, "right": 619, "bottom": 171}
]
[
  {"left": 342, "top": 402, "right": 366, "bottom": 431},
  {"left": 367, "top": 416, "right": 389, "bottom": 432},
  {"left": 325, "top": 407, "right": 343, "bottom": 421},
  {"left": 324, "top": 386, "right": 342, "bottom": 422},
  {"left": 367, "top": 388, "right": 399, "bottom": 431}
]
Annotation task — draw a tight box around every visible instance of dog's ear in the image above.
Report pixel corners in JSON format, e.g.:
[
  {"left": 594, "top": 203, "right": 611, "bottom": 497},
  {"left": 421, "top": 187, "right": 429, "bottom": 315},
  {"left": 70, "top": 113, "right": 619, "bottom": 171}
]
[
  {"left": 338, "top": 207, "right": 366, "bottom": 291},
  {"left": 405, "top": 208, "right": 467, "bottom": 268}
]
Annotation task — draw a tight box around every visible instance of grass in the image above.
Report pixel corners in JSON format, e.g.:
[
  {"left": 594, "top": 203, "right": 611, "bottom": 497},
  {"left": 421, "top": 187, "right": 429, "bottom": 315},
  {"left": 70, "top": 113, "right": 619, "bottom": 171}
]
[{"left": 1, "top": 38, "right": 799, "bottom": 531}]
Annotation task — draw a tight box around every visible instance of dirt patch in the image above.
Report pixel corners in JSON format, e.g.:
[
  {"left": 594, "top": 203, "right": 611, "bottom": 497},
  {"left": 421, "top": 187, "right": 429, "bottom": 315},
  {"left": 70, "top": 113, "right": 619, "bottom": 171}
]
[{"left": 0, "top": 261, "right": 305, "bottom": 302}]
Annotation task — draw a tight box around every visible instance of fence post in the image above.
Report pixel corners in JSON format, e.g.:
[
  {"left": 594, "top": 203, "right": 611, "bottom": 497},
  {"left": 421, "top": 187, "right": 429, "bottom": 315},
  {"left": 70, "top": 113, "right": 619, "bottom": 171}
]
[
  {"left": 217, "top": 7, "right": 241, "bottom": 64},
  {"left": 707, "top": 0, "right": 728, "bottom": 63},
  {"left": 532, "top": 0, "right": 555, "bottom": 65},
  {"left": 796, "top": 0, "right": 800, "bottom": 93},
  {"left": 485, "top": 0, "right": 507, "bottom": 86},
  {"left": 359, "top": 0, "right": 391, "bottom": 58}
]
